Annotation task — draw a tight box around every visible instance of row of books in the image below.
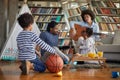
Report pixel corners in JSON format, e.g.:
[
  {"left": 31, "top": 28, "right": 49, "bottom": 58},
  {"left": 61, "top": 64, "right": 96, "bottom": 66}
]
[
  {"left": 37, "top": 23, "right": 67, "bottom": 30},
  {"left": 94, "top": 7, "right": 119, "bottom": 15},
  {"left": 67, "top": 7, "right": 81, "bottom": 17},
  {"left": 91, "top": 0, "right": 116, "bottom": 8},
  {"left": 96, "top": 16, "right": 120, "bottom": 23},
  {"left": 34, "top": 15, "right": 62, "bottom": 22},
  {"left": 57, "top": 24, "right": 68, "bottom": 31},
  {"left": 68, "top": 16, "right": 82, "bottom": 21},
  {"left": 59, "top": 31, "right": 68, "bottom": 38},
  {"left": 31, "top": 8, "right": 61, "bottom": 14},
  {"left": 99, "top": 23, "right": 120, "bottom": 31}
]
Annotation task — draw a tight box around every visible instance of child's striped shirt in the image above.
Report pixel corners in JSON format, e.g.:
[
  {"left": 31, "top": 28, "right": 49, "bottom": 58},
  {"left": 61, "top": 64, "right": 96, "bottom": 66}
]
[{"left": 16, "top": 31, "right": 56, "bottom": 60}]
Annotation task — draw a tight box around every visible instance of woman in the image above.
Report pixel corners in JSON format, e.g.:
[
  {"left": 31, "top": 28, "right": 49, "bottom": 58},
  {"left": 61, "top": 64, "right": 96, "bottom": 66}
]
[{"left": 70, "top": 9, "right": 100, "bottom": 41}]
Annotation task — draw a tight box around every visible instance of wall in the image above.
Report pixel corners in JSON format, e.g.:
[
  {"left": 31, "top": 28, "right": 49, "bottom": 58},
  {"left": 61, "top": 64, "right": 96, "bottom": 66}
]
[
  {"left": 0, "top": 0, "right": 7, "bottom": 51},
  {"left": 0, "top": 0, "right": 18, "bottom": 52}
]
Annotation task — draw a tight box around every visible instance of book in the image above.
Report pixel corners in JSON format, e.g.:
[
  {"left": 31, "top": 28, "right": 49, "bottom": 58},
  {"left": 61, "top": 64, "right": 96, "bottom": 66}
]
[
  {"left": 100, "top": 1, "right": 107, "bottom": 7},
  {"left": 56, "top": 16, "right": 61, "bottom": 22},
  {"left": 100, "top": 8, "right": 111, "bottom": 14},
  {"left": 34, "top": 15, "right": 39, "bottom": 22},
  {"left": 96, "top": 16, "right": 102, "bottom": 22}
]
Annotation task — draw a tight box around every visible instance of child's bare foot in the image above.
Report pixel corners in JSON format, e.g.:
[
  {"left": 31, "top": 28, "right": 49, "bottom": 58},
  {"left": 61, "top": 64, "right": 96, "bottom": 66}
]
[{"left": 19, "top": 60, "right": 33, "bottom": 75}]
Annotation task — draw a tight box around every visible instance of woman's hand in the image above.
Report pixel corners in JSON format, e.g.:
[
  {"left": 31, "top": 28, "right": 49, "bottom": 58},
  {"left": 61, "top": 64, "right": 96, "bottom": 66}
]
[
  {"left": 35, "top": 50, "right": 41, "bottom": 58},
  {"left": 69, "top": 28, "right": 76, "bottom": 38}
]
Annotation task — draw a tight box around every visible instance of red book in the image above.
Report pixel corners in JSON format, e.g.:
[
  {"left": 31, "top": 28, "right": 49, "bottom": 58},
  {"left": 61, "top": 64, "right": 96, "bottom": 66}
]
[{"left": 100, "top": 8, "right": 111, "bottom": 14}]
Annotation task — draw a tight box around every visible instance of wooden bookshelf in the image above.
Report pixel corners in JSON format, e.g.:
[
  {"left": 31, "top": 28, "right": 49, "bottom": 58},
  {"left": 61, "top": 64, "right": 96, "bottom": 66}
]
[
  {"left": 30, "top": 6, "right": 66, "bottom": 31},
  {"left": 91, "top": 0, "right": 120, "bottom": 32},
  {"left": 62, "top": 1, "right": 90, "bottom": 22}
]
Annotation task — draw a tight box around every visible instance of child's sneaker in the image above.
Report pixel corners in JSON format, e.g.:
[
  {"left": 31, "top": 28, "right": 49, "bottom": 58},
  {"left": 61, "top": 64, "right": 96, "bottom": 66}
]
[{"left": 19, "top": 60, "right": 31, "bottom": 75}]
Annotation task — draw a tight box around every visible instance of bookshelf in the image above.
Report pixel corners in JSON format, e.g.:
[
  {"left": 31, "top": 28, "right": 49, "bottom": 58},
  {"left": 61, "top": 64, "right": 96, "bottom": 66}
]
[
  {"left": 61, "top": 0, "right": 90, "bottom": 22},
  {"left": 90, "top": 0, "right": 120, "bottom": 33},
  {"left": 30, "top": 6, "right": 65, "bottom": 31}
]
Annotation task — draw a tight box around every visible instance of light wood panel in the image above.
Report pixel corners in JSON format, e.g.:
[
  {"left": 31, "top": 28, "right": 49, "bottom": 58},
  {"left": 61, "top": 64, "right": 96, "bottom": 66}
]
[{"left": 0, "top": 61, "right": 120, "bottom": 80}]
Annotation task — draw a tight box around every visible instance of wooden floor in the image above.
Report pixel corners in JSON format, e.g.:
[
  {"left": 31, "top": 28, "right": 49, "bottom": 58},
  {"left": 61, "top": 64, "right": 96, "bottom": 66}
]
[{"left": 0, "top": 61, "right": 120, "bottom": 80}]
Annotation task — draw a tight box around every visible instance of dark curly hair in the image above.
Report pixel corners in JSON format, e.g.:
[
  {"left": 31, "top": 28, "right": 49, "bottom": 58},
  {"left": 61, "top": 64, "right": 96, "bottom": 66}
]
[
  {"left": 86, "top": 27, "right": 93, "bottom": 37},
  {"left": 47, "top": 21, "right": 58, "bottom": 32},
  {"left": 81, "top": 9, "right": 95, "bottom": 22},
  {"left": 17, "top": 13, "right": 34, "bottom": 28}
]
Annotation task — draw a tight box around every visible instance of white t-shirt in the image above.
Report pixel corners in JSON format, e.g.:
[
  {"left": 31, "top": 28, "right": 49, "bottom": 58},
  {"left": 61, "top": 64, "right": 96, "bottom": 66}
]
[{"left": 77, "top": 36, "right": 95, "bottom": 54}]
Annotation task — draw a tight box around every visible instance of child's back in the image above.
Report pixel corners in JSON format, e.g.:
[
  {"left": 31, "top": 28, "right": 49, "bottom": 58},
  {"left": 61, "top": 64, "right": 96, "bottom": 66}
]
[{"left": 17, "top": 13, "right": 57, "bottom": 75}]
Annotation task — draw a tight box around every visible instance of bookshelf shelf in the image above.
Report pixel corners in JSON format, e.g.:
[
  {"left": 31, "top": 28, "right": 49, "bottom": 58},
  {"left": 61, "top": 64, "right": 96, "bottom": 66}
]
[
  {"left": 62, "top": 0, "right": 90, "bottom": 22},
  {"left": 93, "top": 6, "right": 120, "bottom": 9},
  {"left": 19, "top": 0, "right": 60, "bottom": 1},
  {"left": 96, "top": 14, "right": 120, "bottom": 16},
  {"left": 36, "top": 21, "right": 66, "bottom": 23},
  {"left": 29, "top": 6, "right": 62, "bottom": 8},
  {"left": 68, "top": 14, "right": 81, "bottom": 18},
  {"left": 99, "top": 22, "right": 120, "bottom": 24},
  {"left": 32, "top": 13, "right": 64, "bottom": 16}
]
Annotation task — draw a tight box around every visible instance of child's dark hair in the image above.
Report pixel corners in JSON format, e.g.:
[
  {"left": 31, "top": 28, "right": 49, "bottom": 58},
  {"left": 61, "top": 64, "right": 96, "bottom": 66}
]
[
  {"left": 81, "top": 9, "right": 95, "bottom": 22},
  {"left": 47, "top": 21, "right": 58, "bottom": 32},
  {"left": 86, "top": 28, "right": 93, "bottom": 37},
  {"left": 17, "top": 13, "right": 34, "bottom": 28}
]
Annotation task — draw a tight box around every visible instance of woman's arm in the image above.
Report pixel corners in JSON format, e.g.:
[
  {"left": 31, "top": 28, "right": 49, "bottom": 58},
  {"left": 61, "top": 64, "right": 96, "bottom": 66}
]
[
  {"left": 69, "top": 21, "right": 82, "bottom": 38},
  {"left": 31, "top": 33, "right": 56, "bottom": 54}
]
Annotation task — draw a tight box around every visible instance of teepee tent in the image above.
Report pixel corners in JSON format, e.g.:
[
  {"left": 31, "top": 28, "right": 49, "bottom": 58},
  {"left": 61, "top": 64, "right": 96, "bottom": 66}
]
[{"left": 0, "top": 4, "right": 40, "bottom": 60}]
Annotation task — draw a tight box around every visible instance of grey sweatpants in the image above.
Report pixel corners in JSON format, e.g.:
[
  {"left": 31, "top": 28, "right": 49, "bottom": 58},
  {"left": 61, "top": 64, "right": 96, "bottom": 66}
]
[{"left": 41, "top": 46, "right": 70, "bottom": 63}]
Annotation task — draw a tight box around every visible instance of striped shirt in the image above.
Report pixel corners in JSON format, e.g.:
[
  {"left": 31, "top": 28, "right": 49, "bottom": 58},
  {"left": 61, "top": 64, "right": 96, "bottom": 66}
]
[
  {"left": 16, "top": 31, "right": 56, "bottom": 60},
  {"left": 40, "top": 31, "right": 58, "bottom": 55}
]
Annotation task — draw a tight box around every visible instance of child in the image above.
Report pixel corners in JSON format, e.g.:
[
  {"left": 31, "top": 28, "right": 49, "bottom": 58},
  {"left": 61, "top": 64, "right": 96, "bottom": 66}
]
[
  {"left": 78, "top": 28, "right": 99, "bottom": 64},
  {"left": 77, "top": 27, "right": 96, "bottom": 55},
  {"left": 17, "top": 13, "right": 57, "bottom": 75}
]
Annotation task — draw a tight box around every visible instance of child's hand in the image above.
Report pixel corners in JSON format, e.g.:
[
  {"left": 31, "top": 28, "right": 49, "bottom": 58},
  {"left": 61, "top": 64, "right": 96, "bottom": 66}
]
[
  {"left": 69, "top": 28, "right": 76, "bottom": 38},
  {"left": 54, "top": 53, "right": 59, "bottom": 56},
  {"left": 35, "top": 50, "right": 41, "bottom": 58},
  {"left": 74, "top": 53, "right": 81, "bottom": 56}
]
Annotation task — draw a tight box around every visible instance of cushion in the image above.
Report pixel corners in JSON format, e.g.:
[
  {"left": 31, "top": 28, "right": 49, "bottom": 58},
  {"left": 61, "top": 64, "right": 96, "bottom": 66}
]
[{"left": 112, "top": 30, "right": 120, "bottom": 44}]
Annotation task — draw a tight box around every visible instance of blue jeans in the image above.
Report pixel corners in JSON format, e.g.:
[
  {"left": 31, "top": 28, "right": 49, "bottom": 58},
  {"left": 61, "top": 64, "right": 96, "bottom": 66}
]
[{"left": 30, "top": 56, "right": 46, "bottom": 72}]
